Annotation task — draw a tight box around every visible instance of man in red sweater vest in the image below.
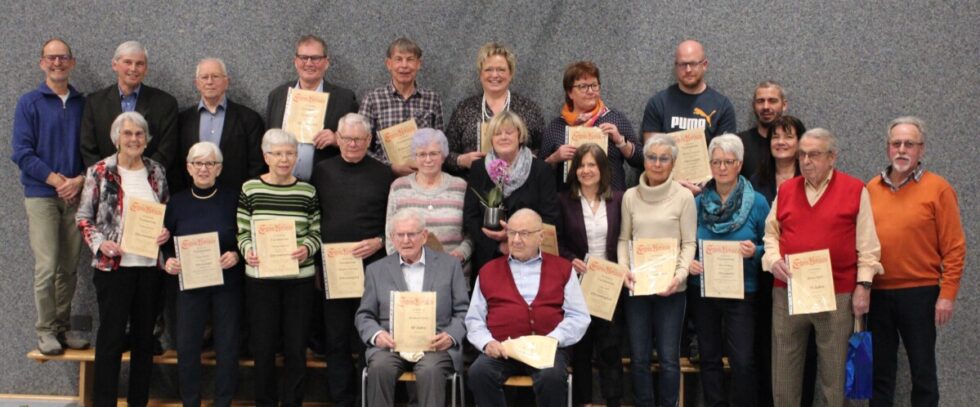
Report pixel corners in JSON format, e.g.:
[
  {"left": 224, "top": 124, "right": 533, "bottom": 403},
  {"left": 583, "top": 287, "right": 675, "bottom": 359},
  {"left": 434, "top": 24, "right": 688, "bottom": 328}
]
[
  {"left": 465, "top": 208, "right": 590, "bottom": 407},
  {"left": 866, "top": 117, "right": 966, "bottom": 407},
  {"left": 762, "top": 128, "right": 883, "bottom": 406}
]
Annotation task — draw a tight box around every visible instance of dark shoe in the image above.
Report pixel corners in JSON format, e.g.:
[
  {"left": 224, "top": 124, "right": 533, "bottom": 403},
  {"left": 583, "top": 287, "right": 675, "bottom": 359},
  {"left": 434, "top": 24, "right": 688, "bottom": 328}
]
[
  {"left": 58, "top": 331, "right": 90, "bottom": 350},
  {"left": 38, "top": 333, "right": 64, "bottom": 355}
]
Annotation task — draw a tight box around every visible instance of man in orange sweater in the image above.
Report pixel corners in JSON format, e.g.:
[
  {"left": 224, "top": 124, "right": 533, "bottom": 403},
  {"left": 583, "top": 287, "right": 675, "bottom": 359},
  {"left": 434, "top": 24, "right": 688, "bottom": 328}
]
[{"left": 867, "top": 116, "right": 966, "bottom": 407}]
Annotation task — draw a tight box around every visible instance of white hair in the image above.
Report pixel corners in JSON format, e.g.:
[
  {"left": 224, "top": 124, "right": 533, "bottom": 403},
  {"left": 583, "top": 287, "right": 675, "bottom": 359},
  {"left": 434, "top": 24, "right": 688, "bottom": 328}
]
[
  {"left": 186, "top": 141, "right": 223, "bottom": 163},
  {"left": 338, "top": 113, "right": 373, "bottom": 137},
  {"left": 390, "top": 208, "right": 427, "bottom": 232},
  {"left": 110, "top": 112, "right": 150, "bottom": 146},
  {"left": 642, "top": 133, "right": 679, "bottom": 160},
  {"left": 800, "top": 128, "right": 839, "bottom": 154},
  {"left": 888, "top": 116, "right": 927, "bottom": 143},
  {"left": 261, "top": 129, "right": 297, "bottom": 153},
  {"left": 410, "top": 128, "right": 449, "bottom": 157},
  {"left": 113, "top": 41, "right": 147, "bottom": 62},
  {"left": 195, "top": 57, "right": 227, "bottom": 78},
  {"left": 707, "top": 133, "right": 744, "bottom": 161}
]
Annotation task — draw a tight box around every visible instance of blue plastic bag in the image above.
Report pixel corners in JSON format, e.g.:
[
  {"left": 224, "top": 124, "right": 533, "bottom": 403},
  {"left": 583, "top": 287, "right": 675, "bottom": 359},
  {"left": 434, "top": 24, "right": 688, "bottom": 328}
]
[{"left": 845, "top": 317, "right": 873, "bottom": 399}]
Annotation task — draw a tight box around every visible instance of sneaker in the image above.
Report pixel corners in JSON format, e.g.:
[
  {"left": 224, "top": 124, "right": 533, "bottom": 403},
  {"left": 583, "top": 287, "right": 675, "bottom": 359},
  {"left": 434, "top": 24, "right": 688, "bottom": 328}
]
[
  {"left": 58, "top": 331, "right": 90, "bottom": 350},
  {"left": 38, "top": 333, "right": 64, "bottom": 356}
]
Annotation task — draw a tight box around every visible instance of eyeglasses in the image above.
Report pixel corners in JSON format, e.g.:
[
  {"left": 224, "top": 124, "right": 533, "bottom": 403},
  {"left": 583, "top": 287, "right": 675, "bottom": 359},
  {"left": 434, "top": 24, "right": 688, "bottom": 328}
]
[
  {"left": 888, "top": 140, "right": 923, "bottom": 149},
  {"left": 265, "top": 151, "right": 297, "bottom": 159},
  {"left": 189, "top": 161, "right": 221, "bottom": 169},
  {"left": 339, "top": 136, "right": 369, "bottom": 145},
  {"left": 506, "top": 229, "right": 541, "bottom": 239},
  {"left": 798, "top": 150, "right": 830, "bottom": 160},
  {"left": 675, "top": 60, "right": 705, "bottom": 70},
  {"left": 43, "top": 55, "right": 73, "bottom": 63},
  {"left": 392, "top": 231, "right": 423, "bottom": 241},
  {"left": 415, "top": 151, "right": 442, "bottom": 160},
  {"left": 572, "top": 83, "right": 600, "bottom": 92},
  {"left": 644, "top": 155, "right": 673, "bottom": 164},
  {"left": 197, "top": 74, "right": 226, "bottom": 81},
  {"left": 710, "top": 159, "right": 738, "bottom": 168},
  {"left": 295, "top": 54, "right": 327, "bottom": 63}
]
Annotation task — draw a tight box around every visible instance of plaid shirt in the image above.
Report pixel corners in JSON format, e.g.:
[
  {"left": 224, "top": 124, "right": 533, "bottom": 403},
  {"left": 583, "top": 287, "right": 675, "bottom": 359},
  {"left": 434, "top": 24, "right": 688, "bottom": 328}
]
[
  {"left": 359, "top": 82, "right": 444, "bottom": 165},
  {"left": 879, "top": 163, "right": 925, "bottom": 191}
]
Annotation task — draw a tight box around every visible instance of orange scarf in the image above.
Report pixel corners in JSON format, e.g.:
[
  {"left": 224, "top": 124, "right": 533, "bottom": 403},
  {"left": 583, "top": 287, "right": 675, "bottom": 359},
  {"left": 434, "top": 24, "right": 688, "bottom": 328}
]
[{"left": 561, "top": 99, "right": 607, "bottom": 126}]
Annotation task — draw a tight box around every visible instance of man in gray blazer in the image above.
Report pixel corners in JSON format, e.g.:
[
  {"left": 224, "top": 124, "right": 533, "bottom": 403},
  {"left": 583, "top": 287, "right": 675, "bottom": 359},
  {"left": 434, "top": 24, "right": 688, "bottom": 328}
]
[{"left": 355, "top": 209, "right": 469, "bottom": 407}]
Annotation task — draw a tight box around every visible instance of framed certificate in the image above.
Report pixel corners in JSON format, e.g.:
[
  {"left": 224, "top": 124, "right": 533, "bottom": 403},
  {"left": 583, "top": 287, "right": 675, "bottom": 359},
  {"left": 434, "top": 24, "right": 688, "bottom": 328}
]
[
  {"left": 322, "top": 242, "right": 364, "bottom": 299},
  {"left": 699, "top": 240, "right": 744, "bottom": 299},
  {"left": 502, "top": 335, "right": 558, "bottom": 369},
  {"left": 120, "top": 197, "right": 166, "bottom": 259},
  {"left": 668, "top": 128, "right": 712, "bottom": 183},
  {"left": 563, "top": 126, "right": 608, "bottom": 182},
  {"left": 175, "top": 232, "right": 224, "bottom": 291},
  {"left": 629, "top": 238, "right": 678, "bottom": 296},
  {"left": 378, "top": 119, "right": 418, "bottom": 167},
  {"left": 540, "top": 223, "right": 559, "bottom": 256},
  {"left": 252, "top": 218, "right": 299, "bottom": 278},
  {"left": 787, "top": 249, "right": 837, "bottom": 315},
  {"left": 282, "top": 88, "right": 329, "bottom": 144},
  {"left": 581, "top": 257, "right": 627, "bottom": 320},
  {"left": 390, "top": 291, "right": 437, "bottom": 353}
]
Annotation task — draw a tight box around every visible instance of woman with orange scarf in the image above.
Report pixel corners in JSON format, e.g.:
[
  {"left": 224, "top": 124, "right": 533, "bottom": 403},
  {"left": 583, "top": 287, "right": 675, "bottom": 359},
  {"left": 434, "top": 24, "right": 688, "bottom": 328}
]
[{"left": 541, "top": 61, "right": 643, "bottom": 192}]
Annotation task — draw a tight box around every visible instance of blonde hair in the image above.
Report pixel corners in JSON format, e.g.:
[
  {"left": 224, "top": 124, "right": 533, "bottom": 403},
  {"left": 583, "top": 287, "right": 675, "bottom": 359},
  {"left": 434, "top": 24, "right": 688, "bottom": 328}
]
[
  {"left": 486, "top": 110, "right": 529, "bottom": 145},
  {"left": 476, "top": 42, "right": 516, "bottom": 75}
]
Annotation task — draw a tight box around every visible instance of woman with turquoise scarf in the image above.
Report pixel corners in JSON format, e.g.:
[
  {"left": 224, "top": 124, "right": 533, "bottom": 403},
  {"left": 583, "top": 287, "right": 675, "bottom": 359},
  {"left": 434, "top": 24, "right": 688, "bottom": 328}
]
[{"left": 687, "top": 133, "right": 770, "bottom": 407}]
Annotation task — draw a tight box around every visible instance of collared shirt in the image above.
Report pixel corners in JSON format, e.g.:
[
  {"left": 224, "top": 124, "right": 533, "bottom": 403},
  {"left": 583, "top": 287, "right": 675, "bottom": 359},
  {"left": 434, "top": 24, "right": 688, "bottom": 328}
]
[
  {"left": 762, "top": 171, "right": 883, "bottom": 282},
  {"left": 879, "top": 163, "right": 925, "bottom": 192},
  {"left": 359, "top": 82, "right": 444, "bottom": 165},
  {"left": 293, "top": 80, "right": 322, "bottom": 181},
  {"left": 464, "top": 251, "right": 590, "bottom": 351},
  {"left": 119, "top": 84, "right": 142, "bottom": 112},
  {"left": 399, "top": 248, "right": 427, "bottom": 292},
  {"left": 197, "top": 97, "right": 227, "bottom": 146}
]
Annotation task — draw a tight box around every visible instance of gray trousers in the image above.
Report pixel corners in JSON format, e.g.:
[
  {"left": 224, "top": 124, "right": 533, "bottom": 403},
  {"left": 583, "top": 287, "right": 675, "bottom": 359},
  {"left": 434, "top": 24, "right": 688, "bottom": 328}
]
[
  {"left": 25, "top": 197, "right": 81, "bottom": 335},
  {"left": 366, "top": 350, "right": 453, "bottom": 407}
]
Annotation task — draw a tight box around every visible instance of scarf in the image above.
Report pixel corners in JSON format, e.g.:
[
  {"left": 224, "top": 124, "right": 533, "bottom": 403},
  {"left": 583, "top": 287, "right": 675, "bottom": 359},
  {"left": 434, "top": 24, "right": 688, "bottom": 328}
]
[
  {"left": 561, "top": 99, "right": 608, "bottom": 127},
  {"left": 699, "top": 176, "right": 755, "bottom": 234},
  {"left": 486, "top": 146, "right": 534, "bottom": 198}
]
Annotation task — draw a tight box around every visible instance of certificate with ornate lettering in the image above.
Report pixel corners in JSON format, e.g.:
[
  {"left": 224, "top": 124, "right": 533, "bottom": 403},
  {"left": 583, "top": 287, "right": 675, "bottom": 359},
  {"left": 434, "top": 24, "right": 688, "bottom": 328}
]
[
  {"left": 787, "top": 249, "right": 837, "bottom": 315},
  {"left": 629, "top": 238, "right": 678, "bottom": 296},
  {"left": 322, "top": 242, "right": 364, "bottom": 299},
  {"left": 282, "top": 87, "right": 329, "bottom": 144},
  {"left": 699, "top": 240, "right": 744, "bottom": 299},
  {"left": 581, "top": 257, "right": 627, "bottom": 320},
  {"left": 120, "top": 197, "right": 166, "bottom": 259},
  {"left": 540, "top": 223, "right": 559, "bottom": 256},
  {"left": 391, "top": 291, "right": 436, "bottom": 353},
  {"left": 668, "top": 128, "right": 712, "bottom": 183},
  {"left": 477, "top": 121, "right": 492, "bottom": 154},
  {"left": 563, "top": 126, "right": 608, "bottom": 182},
  {"left": 175, "top": 232, "right": 223, "bottom": 291},
  {"left": 502, "top": 335, "right": 558, "bottom": 369},
  {"left": 252, "top": 218, "right": 299, "bottom": 278},
  {"left": 378, "top": 119, "right": 418, "bottom": 167}
]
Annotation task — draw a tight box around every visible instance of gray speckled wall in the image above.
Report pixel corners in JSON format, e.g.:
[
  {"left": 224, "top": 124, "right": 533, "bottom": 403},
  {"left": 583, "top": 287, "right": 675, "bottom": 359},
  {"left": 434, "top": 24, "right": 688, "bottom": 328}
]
[{"left": 1, "top": 1, "right": 976, "bottom": 405}]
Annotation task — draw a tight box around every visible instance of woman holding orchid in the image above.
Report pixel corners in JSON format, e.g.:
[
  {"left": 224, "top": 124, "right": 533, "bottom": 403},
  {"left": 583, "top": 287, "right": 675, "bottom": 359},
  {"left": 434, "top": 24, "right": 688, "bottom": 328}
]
[{"left": 463, "top": 110, "right": 560, "bottom": 284}]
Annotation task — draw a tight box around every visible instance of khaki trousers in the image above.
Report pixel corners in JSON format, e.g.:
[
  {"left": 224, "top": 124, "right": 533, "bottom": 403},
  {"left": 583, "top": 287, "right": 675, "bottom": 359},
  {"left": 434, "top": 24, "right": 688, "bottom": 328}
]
[{"left": 25, "top": 197, "right": 82, "bottom": 335}]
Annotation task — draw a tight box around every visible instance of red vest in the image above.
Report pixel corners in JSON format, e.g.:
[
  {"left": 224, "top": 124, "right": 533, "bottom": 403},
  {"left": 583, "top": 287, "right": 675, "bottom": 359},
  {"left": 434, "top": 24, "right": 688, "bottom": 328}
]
[
  {"left": 776, "top": 170, "right": 863, "bottom": 293},
  {"left": 479, "top": 253, "right": 572, "bottom": 342}
]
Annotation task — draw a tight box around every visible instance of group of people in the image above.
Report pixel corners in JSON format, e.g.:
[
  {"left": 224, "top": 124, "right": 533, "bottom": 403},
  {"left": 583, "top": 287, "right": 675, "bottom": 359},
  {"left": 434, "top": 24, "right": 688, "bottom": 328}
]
[{"left": 12, "top": 32, "right": 966, "bottom": 407}]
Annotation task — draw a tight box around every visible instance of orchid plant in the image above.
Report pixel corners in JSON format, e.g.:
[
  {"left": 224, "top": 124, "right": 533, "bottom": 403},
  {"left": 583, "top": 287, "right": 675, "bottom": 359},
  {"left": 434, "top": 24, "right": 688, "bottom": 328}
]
[{"left": 471, "top": 159, "right": 509, "bottom": 208}]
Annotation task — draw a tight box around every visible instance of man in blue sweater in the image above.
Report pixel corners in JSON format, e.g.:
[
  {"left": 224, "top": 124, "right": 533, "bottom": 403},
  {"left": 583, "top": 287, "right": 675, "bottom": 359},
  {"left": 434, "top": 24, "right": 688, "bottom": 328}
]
[{"left": 11, "top": 38, "right": 89, "bottom": 355}]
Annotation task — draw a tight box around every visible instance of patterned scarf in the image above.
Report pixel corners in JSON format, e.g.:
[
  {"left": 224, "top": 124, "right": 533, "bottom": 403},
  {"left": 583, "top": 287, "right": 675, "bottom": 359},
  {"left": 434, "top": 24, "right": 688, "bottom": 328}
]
[
  {"left": 561, "top": 98, "right": 608, "bottom": 127},
  {"left": 699, "top": 176, "right": 755, "bottom": 234},
  {"left": 487, "top": 146, "right": 534, "bottom": 198}
]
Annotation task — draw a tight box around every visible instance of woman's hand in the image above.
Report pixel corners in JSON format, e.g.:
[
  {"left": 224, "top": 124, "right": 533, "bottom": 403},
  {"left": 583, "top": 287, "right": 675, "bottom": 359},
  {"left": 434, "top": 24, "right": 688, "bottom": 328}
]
[
  {"left": 598, "top": 122, "right": 625, "bottom": 145},
  {"left": 164, "top": 258, "right": 181, "bottom": 275},
  {"left": 220, "top": 251, "right": 239, "bottom": 269},
  {"left": 689, "top": 259, "right": 703, "bottom": 275},
  {"left": 457, "top": 151, "right": 486, "bottom": 169},
  {"left": 546, "top": 145, "right": 577, "bottom": 165},
  {"left": 99, "top": 241, "right": 123, "bottom": 258},
  {"left": 291, "top": 245, "right": 310, "bottom": 263},
  {"left": 245, "top": 250, "right": 259, "bottom": 267},
  {"left": 352, "top": 237, "right": 383, "bottom": 259},
  {"left": 156, "top": 227, "right": 171, "bottom": 246},
  {"left": 659, "top": 275, "right": 683, "bottom": 297},
  {"left": 571, "top": 258, "right": 587, "bottom": 275},
  {"left": 740, "top": 240, "right": 756, "bottom": 258}
]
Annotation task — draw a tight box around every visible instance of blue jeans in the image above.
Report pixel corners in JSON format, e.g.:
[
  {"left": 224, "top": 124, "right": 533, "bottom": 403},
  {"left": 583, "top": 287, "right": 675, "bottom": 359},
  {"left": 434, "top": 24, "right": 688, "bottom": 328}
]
[{"left": 626, "top": 291, "right": 686, "bottom": 407}]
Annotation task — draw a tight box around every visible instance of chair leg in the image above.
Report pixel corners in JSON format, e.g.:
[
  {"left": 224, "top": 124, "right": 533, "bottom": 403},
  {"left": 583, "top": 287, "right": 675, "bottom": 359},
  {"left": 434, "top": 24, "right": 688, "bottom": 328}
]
[
  {"left": 567, "top": 373, "right": 573, "bottom": 407},
  {"left": 361, "top": 367, "right": 368, "bottom": 407},
  {"left": 460, "top": 372, "right": 465, "bottom": 407},
  {"left": 450, "top": 373, "right": 457, "bottom": 407}
]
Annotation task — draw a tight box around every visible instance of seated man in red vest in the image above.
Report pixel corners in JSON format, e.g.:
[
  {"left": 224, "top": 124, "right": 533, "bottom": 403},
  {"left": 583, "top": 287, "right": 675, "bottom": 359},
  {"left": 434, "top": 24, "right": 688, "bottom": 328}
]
[
  {"left": 762, "top": 128, "right": 883, "bottom": 406},
  {"left": 465, "top": 208, "right": 590, "bottom": 407}
]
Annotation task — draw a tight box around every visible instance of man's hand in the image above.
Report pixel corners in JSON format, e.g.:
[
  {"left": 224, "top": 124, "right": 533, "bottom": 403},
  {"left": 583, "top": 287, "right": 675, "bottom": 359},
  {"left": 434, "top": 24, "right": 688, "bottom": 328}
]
[
  {"left": 457, "top": 151, "right": 486, "bottom": 169},
  {"left": 375, "top": 330, "right": 395, "bottom": 349},
  {"left": 935, "top": 298, "right": 955, "bottom": 327},
  {"left": 430, "top": 332, "right": 454, "bottom": 352},
  {"left": 56, "top": 176, "right": 84, "bottom": 201},
  {"left": 352, "top": 237, "right": 383, "bottom": 259},
  {"left": 852, "top": 285, "right": 870, "bottom": 316},
  {"left": 313, "top": 129, "right": 336, "bottom": 149},
  {"left": 771, "top": 259, "right": 791, "bottom": 283},
  {"left": 483, "top": 340, "right": 508, "bottom": 359}
]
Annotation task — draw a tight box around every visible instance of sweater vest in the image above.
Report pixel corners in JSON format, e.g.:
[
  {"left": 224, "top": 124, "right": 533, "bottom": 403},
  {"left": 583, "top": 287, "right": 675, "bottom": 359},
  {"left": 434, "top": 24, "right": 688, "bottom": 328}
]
[
  {"left": 776, "top": 170, "right": 863, "bottom": 293},
  {"left": 479, "top": 253, "right": 572, "bottom": 342}
]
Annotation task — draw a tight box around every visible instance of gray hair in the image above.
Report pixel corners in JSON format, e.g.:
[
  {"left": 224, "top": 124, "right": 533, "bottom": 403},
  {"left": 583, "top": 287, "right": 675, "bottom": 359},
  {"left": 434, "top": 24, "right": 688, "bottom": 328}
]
[
  {"left": 707, "top": 133, "right": 744, "bottom": 161},
  {"left": 110, "top": 112, "right": 150, "bottom": 146},
  {"left": 800, "top": 128, "right": 839, "bottom": 154},
  {"left": 113, "top": 41, "right": 147, "bottom": 62},
  {"left": 642, "top": 134, "right": 679, "bottom": 160},
  {"left": 261, "top": 129, "right": 297, "bottom": 153},
  {"left": 338, "top": 113, "right": 373, "bottom": 137},
  {"left": 195, "top": 57, "right": 227, "bottom": 78},
  {"left": 389, "top": 208, "right": 427, "bottom": 232},
  {"left": 509, "top": 208, "right": 542, "bottom": 226},
  {"left": 410, "top": 128, "right": 449, "bottom": 157},
  {"left": 187, "top": 141, "right": 224, "bottom": 163},
  {"left": 888, "top": 116, "right": 927, "bottom": 143}
]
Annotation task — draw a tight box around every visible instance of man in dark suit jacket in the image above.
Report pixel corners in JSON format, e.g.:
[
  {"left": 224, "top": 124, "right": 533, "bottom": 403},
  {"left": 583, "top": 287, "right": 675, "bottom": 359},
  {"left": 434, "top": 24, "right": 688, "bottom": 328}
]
[
  {"left": 80, "top": 41, "right": 178, "bottom": 170},
  {"left": 173, "top": 58, "right": 265, "bottom": 193},
  {"left": 266, "top": 34, "right": 358, "bottom": 180},
  {"left": 355, "top": 209, "right": 469, "bottom": 407}
]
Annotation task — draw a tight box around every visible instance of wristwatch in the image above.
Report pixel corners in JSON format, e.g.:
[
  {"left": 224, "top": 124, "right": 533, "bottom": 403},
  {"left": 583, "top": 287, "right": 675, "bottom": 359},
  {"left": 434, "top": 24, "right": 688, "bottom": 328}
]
[{"left": 857, "top": 281, "right": 873, "bottom": 290}]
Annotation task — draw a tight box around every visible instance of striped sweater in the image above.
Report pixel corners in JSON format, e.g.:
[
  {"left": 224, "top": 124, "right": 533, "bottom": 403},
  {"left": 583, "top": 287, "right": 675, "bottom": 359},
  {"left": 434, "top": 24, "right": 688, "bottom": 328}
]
[{"left": 237, "top": 178, "right": 321, "bottom": 279}]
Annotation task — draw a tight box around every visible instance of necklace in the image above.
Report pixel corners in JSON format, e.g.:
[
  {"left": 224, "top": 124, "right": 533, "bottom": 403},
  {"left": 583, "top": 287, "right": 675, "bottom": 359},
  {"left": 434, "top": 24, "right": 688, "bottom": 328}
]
[{"left": 192, "top": 187, "right": 218, "bottom": 200}]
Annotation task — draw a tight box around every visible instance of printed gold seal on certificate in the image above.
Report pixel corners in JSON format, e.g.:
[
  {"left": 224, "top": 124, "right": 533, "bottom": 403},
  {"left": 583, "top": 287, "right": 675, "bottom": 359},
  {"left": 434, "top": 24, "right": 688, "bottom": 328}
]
[
  {"left": 120, "top": 197, "right": 166, "bottom": 259},
  {"left": 322, "top": 242, "right": 365, "bottom": 299}
]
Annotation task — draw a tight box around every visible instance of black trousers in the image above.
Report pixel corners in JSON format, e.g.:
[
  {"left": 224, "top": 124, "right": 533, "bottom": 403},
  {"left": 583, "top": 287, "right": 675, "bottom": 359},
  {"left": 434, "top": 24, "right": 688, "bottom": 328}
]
[
  {"left": 92, "top": 266, "right": 161, "bottom": 407},
  {"left": 690, "top": 292, "right": 756, "bottom": 407},
  {"left": 572, "top": 290, "right": 625, "bottom": 407},
  {"left": 869, "top": 285, "right": 940, "bottom": 407},
  {"left": 245, "top": 276, "right": 313, "bottom": 407},
  {"left": 322, "top": 296, "right": 363, "bottom": 407},
  {"left": 469, "top": 349, "right": 571, "bottom": 407},
  {"left": 176, "top": 281, "right": 242, "bottom": 407}
]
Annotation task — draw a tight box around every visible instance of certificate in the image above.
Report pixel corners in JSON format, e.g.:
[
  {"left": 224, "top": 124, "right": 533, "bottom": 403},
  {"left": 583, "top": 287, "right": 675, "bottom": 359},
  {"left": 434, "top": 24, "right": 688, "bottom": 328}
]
[
  {"left": 378, "top": 119, "right": 418, "bottom": 167},
  {"left": 580, "top": 257, "right": 627, "bottom": 321},
  {"left": 699, "top": 240, "right": 744, "bottom": 299},
  {"left": 424, "top": 233, "right": 444, "bottom": 252},
  {"left": 629, "top": 238, "right": 678, "bottom": 296},
  {"left": 390, "top": 291, "right": 437, "bottom": 353},
  {"left": 502, "top": 335, "right": 558, "bottom": 369},
  {"left": 120, "top": 197, "right": 166, "bottom": 259},
  {"left": 540, "top": 223, "right": 559, "bottom": 256},
  {"left": 786, "top": 249, "right": 837, "bottom": 315},
  {"left": 175, "top": 232, "right": 223, "bottom": 291},
  {"left": 477, "top": 122, "right": 492, "bottom": 154},
  {"left": 668, "top": 128, "right": 712, "bottom": 183},
  {"left": 322, "top": 242, "right": 364, "bottom": 299},
  {"left": 563, "top": 126, "right": 608, "bottom": 182},
  {"left": 252, "top": 218, "right": 299, "bottom": 278},
  {"left": 282, "top": 87, "right": 329, "bottom": 144}
]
